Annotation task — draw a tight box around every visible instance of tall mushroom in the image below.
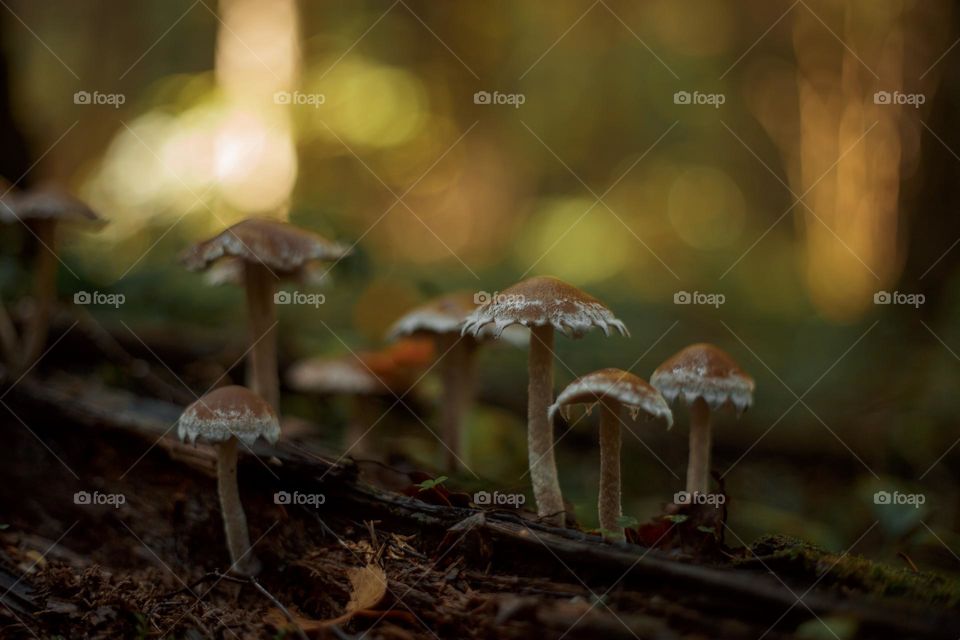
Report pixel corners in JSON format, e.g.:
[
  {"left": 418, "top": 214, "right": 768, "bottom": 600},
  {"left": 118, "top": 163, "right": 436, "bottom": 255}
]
[
  {"left": 387, "top": 293, "right": 487, "bottom": 472},
  {"left": 462, "top": 276, "right": 628, "bottom": 526},
  {"left": 549, "top": 369, "right": 672, "bottom": 537},
  {"left": 650, "top": 344, "right": 754, "bottom": 497},
  {"left": 0, "top": 185, "right": 103, "bottom": 370},
  {"left": 182, "top": 218, "right": 350, "bottom": 410},
  {"left": 178, "top": 385, "right": 280, "bottom": 576}
]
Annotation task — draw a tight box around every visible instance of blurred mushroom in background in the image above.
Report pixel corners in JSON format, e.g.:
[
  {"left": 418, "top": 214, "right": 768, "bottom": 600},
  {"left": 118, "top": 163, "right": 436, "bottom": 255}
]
[
  {"left": 287, "top": 338, "right": 430, "bottom": 457},
  {"left": 181, "top": 217, "right": 350, "bottom": 411},
  {"left": 0, "top": 184, "right": 104, "bottom": 372}
]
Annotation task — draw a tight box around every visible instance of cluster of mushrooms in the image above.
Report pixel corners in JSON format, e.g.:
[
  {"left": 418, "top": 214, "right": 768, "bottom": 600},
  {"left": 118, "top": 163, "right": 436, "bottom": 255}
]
[{"left": 0, "top": 196, "right": 756, "bottom": 575}]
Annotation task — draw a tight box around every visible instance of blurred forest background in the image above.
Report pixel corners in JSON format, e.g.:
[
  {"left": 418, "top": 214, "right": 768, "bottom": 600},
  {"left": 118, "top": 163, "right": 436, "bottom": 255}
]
[{"left": 2, "top": 0, "right": 960, "bottom": 572}]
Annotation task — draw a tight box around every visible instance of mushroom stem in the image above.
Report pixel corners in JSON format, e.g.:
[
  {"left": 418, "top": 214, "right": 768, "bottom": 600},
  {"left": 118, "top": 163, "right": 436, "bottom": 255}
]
[
  {"left": 0, "top": 295, "right": 17, "bottom": 369},
  {"left": 21, "top": 219, "right": 57, "bottom": 369},
  {"left": 528, "top": 324, "right": 564, "bottom": 526},
  {"left": 438, "top": 335, "right": 476, "bottom": 472},
  {"left": 598, "top": 401, "right": 622, "bottom": 536},
  {"left": 216, "top": 437, "right": 259, "bottom": 575},
  {"left": 686, "top": 397, "right": 712, "bottom": 496},
  {"left": 344, "top": 395, "right": 375, "bottom": 457},
  {"left": 243, "top": 262, "right": 279, "bottom": 411}
]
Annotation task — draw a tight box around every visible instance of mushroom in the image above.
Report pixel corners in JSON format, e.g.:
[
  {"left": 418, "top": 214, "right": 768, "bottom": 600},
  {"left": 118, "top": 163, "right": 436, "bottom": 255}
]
[
  {"left": 0, "top": 185, "right": 102, "bottom": 370},
  {"left": 549, "top": 369, "right": 672, "bottom": 537},
  {"left": 287, "top": 341, "right": 429, "bottom": 456},
  {"left": 178, "top": 385, "right": 280, "bottom": 576},
  {"left": 462, "top": 276, "right": 628, "bottom": 526},
  {"left": 650, "top": 343, "right": 754, "bottom": 498},
  {"left": 387, "top": 292, "right": 485, "bottom": 472},
  {"left": 182, "top": 218, "right": 350, "bottom": 410}
]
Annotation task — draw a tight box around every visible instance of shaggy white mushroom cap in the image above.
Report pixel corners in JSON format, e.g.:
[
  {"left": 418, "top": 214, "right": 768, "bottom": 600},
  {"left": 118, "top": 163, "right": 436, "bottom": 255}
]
[
  {"left": 548, "top": 368, "right": 673, "bottom": 427},
  {"left": 651, "top": 343, "right": 754, "bottom": 414},
  {"left": 178, "top": 386, "right": 280, "bottom": 446},
  {"left": 461, "top": 276, "right": 628, "bottom": 339}
]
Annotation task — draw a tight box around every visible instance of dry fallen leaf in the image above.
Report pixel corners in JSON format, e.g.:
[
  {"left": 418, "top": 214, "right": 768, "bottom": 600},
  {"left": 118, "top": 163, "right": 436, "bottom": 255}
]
[
  {"left": 346, "top": 563, "right": 387, "bottom": 613},
  {"left": 267, "top": 563, "right": 389, "bottom": 636}
]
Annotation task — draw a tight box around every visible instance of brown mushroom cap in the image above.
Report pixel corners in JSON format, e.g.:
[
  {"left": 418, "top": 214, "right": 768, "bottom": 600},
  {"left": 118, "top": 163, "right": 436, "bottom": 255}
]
[
  {"left": 204, "top": 256, "right": 333, "bottom": 288},
  {"left": 549, "top": 368, "right": 673, "bottom": 426},
  {"left": 181, "top": 218, "right": 350, "bottom": 274},
  {"left": 461, "top": 276, "right": 628, "bottom": 338},
  {"left": 178, "top": 385, "right": 280, "bottom": 446},
  {"left": 0, "top": 186, "right": 102, "bottom": 224},
  {"left": 650, "top": 343, "right": 754, "bottom": 412},
  {"left": 388, "top": 292, "right": 478, "bottom": 339}
]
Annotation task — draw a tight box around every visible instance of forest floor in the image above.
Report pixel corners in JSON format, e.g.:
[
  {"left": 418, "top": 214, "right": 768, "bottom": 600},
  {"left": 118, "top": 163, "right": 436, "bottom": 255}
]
[{"left": 0, "top": 372, "right": 959, "bottom": 640}]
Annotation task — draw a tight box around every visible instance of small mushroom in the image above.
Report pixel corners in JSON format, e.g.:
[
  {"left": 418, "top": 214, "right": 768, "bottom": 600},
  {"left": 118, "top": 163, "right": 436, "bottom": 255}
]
[
  {"left": 387, "top": 292, "right": 487, "bottom": 472},
  {"left": 650, "top": 343, "right": 754, "bottom": 497},
  {"left": 463, "top": 276, "right": 628, "bottom": 526},
  {"left": 178, "top": 385, "right": 280, "bottom": 576},
  {"left": 182, "top": 218, "right": 350, "bottom": 410},
  {"left": 549, "top": 369, "right": 672, "bottom": 537},
  {"left": 0, "top": 185, "right": 102, "bottom": 370},
  {"left": 287, "top": 344, "right": 426, "bottom": 456}
]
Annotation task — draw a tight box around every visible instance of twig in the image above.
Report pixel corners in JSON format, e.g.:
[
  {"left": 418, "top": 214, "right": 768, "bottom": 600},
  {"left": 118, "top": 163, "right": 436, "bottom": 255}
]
[{"left": 249, "top": 576, "right": 309, "bottom": 640}]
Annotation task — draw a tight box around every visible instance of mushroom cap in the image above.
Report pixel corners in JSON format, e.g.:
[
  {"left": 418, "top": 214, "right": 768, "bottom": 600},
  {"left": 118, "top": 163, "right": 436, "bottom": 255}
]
[
  {"left": 548, "top": 368, "right": 673, "bottom": 427},
  {"left": 461, "top": 276, "right": 629, "bottom": 339},
  {"left": 287, "top": 356, "right": 393, "bottom": 396},
  {"left": 178, "top": 385, "right": 280, "bottom": 446},
  {"left": 181, "top": 218, "right": 350, "bottom": 274},
  {"left": 0, "top": 186, "right": 102, "bottom": 224},
  {"left": 388, "top": 292, "right": 478, "bottom": 339},
  {"left": 650, "top": 343, "right": 754, "bottom": 413},
  {"left": 286, "top": 339, "right": 431, "bottom": 397}
]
